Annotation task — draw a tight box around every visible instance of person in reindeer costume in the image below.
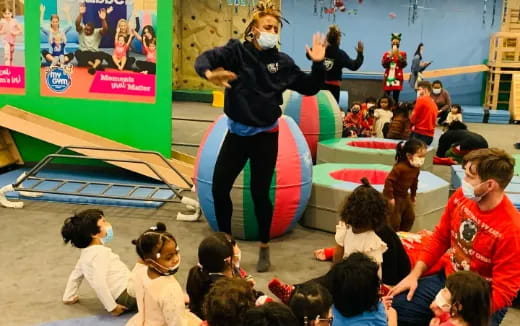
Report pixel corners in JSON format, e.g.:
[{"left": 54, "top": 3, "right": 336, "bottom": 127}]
[{"left": 382, "top": 33, "right": 407, "bottom": 104}]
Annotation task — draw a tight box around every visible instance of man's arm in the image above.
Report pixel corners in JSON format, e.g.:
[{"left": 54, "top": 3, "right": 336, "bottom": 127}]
[
  {"left": 75, "top": 3, "right": 86, "bottom": 33},
  {"left": 99, "top": 9, "right": 108, "bottom": 36}
]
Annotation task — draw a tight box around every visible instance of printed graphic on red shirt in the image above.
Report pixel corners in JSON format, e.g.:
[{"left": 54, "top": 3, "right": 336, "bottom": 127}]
[{"left": 450, "top": 218, "right": 478, "bottom": 272}]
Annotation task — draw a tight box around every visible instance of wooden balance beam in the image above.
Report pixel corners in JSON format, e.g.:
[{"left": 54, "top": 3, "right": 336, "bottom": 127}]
[
  {"left": 0, "top": 105, "right": 194, "bottom": 188},
  {"left": 404, "top": 64, "right": 489, "bottom": 80}
]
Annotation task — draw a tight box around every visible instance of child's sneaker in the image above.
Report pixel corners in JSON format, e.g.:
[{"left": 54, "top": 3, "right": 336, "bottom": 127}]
[{"left": 268, "top": 278, "right": 294, "bottom": 304}]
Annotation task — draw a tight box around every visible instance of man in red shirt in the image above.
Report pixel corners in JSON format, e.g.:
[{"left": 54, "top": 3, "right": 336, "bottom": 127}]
[
  {"left": 410, "top": 81, "right": 438, "bottom": 145},
  {"left": 388, "top": 148, "right": 520, "bottom": 326}
]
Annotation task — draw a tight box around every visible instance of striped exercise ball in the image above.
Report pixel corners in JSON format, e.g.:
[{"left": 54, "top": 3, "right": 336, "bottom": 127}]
[
  {"left": 195, "top": 115, "right": 313, "bottom": 241},
  {"left": 281, "top": 90, "right": 343, "bottom": 162}
]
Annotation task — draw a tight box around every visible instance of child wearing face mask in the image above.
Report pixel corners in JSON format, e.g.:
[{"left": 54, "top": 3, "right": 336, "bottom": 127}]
[
  {"left": 127, "top": 223, "right": 201, "bottom": 326},
  {"left": 61, "top": 209, "right": 137, "bottom": 316},
  {"left": 383, "top": 139, "right": 427, "bottom": 231},
  {"left": 343, "top": 102, "right": 364, "bottom": 137},
  {"left": 429, "top": 271, "right": 491, "bottom": 326}
]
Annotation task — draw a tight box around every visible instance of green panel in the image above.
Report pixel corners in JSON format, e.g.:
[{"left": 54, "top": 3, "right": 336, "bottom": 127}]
[
  {"left": 317, "top": 91, "right": 335, "bottom": 141},
  {"left": 0, "top": 1, "right": 173, "bottom": 163},
  {"left": 242, "top": 161, "right": 277, "bottom": 240},
  {"left": 243, "top": 161, "right": 258, "bottom": 240}
]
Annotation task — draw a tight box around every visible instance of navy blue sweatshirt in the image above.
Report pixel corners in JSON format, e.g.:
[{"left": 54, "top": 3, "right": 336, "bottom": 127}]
[
  {"left": 195, "top": 39, "right": 325, "bottom": 127},
  {"left": 323, "top": 46, "right": 363, "bottom": 81}
]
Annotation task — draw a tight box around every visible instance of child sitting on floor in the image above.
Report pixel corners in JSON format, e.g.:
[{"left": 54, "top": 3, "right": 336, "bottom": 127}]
[
  {"left": 61, "top": 209, "right": 136, "bottom": 316},
  {"left": 386, "top": 102, "right": 413, "bottom": 140},
  {"left": 126, "top": 222, "right": 200, "bottom": 326},
  {"left": 373, "top": 95, "right": 394, "bottom": 138},
  {"left": 330, "top": 253, "right": 397, "bottom": 326},
  {"left": 343, "top": 102, "right": 365, "bottom": 137},
  {"left": 289, "top": 282, "right": 333, "bottom": 325},
  {"left": 429, "top": 271, "right": 490, "bottom": 326},
  {"left": 443, "top": 104, "right": 463, "bottom": 128}
]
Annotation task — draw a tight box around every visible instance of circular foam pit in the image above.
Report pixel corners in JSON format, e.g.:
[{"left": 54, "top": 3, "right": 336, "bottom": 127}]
[
  {"left": 317, "top": 138, "right": 435, "bottom": 171},
  {"left": 330, "top": 169, "right": 389, "bottom": 184},
  {"left": 281, "top": 90, "right": 343, "bottom": 162},
  {"left": 301, "top": 163, "right": 450, "bottom": 233},
  {"left": 195, "top": 115, "right": 313, "bottom": 241}
]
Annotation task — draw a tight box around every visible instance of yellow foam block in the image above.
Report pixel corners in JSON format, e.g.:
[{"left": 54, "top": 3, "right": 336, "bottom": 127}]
[{"left": 212, "top": 90, "right": 224, "bottom": 108}]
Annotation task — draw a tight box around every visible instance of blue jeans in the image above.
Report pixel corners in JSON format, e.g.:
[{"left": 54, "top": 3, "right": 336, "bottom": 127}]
[{"left": 392, "top": 273, "right": 507, "bottom": 326}]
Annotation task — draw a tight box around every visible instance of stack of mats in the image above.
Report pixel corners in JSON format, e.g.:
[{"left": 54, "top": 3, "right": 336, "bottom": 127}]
[
  {"left": 488, "top": 109, "right": 511, "bottom": 124},
  {"left": 462, "top": 106, "right": 486, "bottom": 123},
  {"left": 462, "top": 106, "right": 510, "bottom": 124},
  {"left": 451, "top": 165, "right": 520, "bottom": 210}
]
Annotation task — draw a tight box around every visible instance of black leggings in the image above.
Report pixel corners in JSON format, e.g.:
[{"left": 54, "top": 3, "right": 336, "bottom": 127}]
[
  {"left": 385, "top": 90, "right": 401, "bottom": 104},
  {"left": 212, "top": 131, "right": 278, "bottom": 244},
  {"left": 136, "top": 60, "right": 156, "bottom": 74},
  {"left": 75, "top": 50, "right": 108, "bottom": 67}
]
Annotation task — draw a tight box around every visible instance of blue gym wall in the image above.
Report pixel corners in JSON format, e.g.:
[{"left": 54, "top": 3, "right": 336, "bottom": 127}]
[{"left": 281, "top": 0, "right": 503, "bottom": 105}]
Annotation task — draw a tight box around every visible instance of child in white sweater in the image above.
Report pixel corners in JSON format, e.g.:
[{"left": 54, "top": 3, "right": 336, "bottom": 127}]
[
  {"left": 61, "top": 209, "right": 136, "bottom": 316},
  {"left": 127, "top": 222, "right": 200, "bottom": 326}
]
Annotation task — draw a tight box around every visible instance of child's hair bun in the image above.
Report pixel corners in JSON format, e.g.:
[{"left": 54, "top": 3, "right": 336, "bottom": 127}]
[
  {"left": 360, "top": 177, "right": 371, "bottom": 187},
  {"left": 155, "top": 222, "right": 167, "bottom": 232},
  {"left": 131, "top": 239, "right": 138, "bottom": 246}
]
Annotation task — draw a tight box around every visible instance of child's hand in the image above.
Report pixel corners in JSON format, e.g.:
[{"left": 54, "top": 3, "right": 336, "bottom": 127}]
[
  {"left": 382, "top": 295, "right": 393, "bottom": 310},
  {"left": 107, "top": 6, "right": 114, "bottom": 15},
  {"left": 63, "top": 296, "right": 79, "bottom": 305},
  {"left": 356, "top": 40, "right": 364, "bottom": 53},
  {"left": 389, "top": 199, "right": 395, "bottom": 206},
  {"left": 40, "top": 4, "right": 45, "bottom": 14},
  {"left": 110, "top": 304, "right": 128, "bottom": 316}
]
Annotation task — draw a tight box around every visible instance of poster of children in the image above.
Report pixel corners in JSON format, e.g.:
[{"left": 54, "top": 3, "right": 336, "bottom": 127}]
[
  {"left": 0, "top": 0, "right": 25, "bottom": 95},
  {"left": 40, "top": 0, "right": 157, "bottom": 103}
]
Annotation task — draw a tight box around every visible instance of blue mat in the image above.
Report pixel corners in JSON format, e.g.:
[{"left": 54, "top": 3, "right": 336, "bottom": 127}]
[
  {"left": 462, "top": 106, "right": 510, "bottom": 124},
  {"left": 34, "top": 314, "right": 132, "bottom": 326},
  {"left": 0, "top": 168, "right": 176, "bottom": 208},
  {"left": 451, "top": 165, "right": 520, "bottom": 199}
]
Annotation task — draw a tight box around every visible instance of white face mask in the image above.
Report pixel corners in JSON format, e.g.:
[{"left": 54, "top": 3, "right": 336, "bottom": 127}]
[
  {"left": 461, "top": 179, "right": 489, "bottom": 202},
  {"left": 257, "top": 31, "right": 278, "bottom": 49},
  {"left": 434, "top": 289, "right": 451, "bottom": 313},
  {"left": 432, "top": 88, "right": 442, "bottom": 95},
  {"left": 410, "top": 156, "right": 425, "bottom": 167}
]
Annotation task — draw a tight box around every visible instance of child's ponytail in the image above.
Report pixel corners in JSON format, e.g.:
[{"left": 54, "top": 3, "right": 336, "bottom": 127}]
[{"left": 395, "top": 139, "right": 427, "bottom": 162}]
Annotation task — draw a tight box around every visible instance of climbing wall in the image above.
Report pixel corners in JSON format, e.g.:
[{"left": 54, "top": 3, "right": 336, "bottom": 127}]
[{"left": 173, "top": 0, "right": 281, "bottom": 90}]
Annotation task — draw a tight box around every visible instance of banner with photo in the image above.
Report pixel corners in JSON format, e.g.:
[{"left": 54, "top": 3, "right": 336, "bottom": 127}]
[
  {"left": 40, "top": 0, "right": 157, "bottom": 103},
  {"left": 0, "top": 1, "right": 25, "bottom": 95}
]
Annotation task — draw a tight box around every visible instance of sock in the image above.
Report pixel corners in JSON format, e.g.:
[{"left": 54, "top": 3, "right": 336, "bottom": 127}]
[{"left": 268, "top": 278, "right": 294, "bottom": 304}]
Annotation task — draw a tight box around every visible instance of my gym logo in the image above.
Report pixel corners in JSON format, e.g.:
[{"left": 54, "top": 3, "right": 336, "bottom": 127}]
[{"left": 45, "top": 66, "right": 72, "bottom": 93}]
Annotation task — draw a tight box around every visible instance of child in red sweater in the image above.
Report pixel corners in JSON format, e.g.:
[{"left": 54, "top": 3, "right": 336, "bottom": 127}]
[
  {"left": 410, "top": 81, "right": 437, "bottom": 145},
  {"left": 383, "top": 139, "right": 427, "bottom": 231},
  {"left": 343, "top": 102, "right": 364, "bottom": 137}
]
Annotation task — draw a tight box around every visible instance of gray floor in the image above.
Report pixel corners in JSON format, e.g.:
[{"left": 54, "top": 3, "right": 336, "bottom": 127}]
[{"left": 1, "top": 102, "right": 520, "bottom": 325}]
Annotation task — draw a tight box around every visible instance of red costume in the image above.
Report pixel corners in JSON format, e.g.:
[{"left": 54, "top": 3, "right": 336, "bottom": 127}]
[{"left": 382, "top": 33, "right": 407, "bottom": 92}]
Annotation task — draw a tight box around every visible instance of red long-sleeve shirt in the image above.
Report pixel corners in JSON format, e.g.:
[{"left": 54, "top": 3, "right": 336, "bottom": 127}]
[
  {"left": 419, "top": 189, "right": 520, "bottom": 312},
  {"left": 410, "top": 96, "right": 437, "bottom": 137}
]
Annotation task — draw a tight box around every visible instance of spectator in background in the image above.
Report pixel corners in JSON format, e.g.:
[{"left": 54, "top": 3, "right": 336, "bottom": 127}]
[
  {"left": 409, "top": 43, "right": 431, "bottom": 90},
  {"left": 430, "top": 80, "right": 452, "bottom": 125}
]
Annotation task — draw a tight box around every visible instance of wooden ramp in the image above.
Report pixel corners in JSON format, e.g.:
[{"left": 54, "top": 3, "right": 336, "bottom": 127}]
[
  {"left": 0, "top": 105, "right": 193, "bottom": 188},
  {"left": 511, "top": 74, "right": 520, "bottom": 121},
  {"left": 0, "top": 127, "right": 23, "bottom": 168}
]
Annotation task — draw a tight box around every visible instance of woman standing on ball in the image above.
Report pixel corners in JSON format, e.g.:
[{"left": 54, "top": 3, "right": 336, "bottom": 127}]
[{"left": 194, "top": 0, "right": 326, "bottom": 272}]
